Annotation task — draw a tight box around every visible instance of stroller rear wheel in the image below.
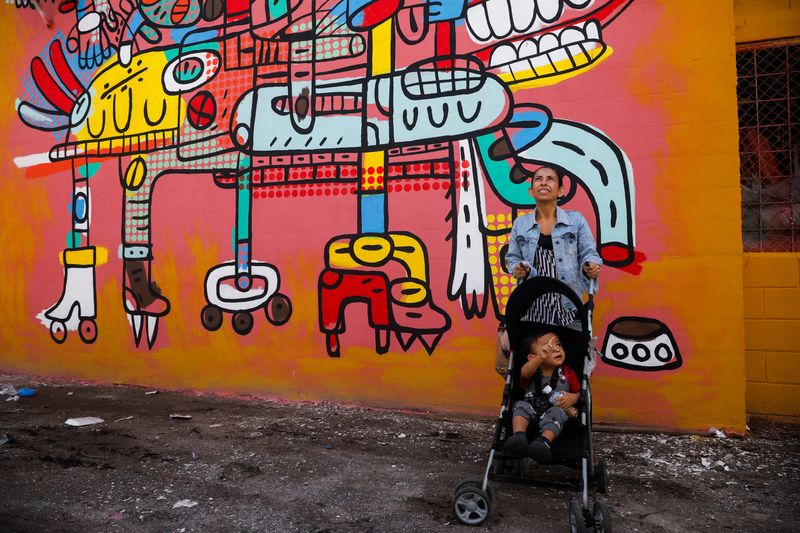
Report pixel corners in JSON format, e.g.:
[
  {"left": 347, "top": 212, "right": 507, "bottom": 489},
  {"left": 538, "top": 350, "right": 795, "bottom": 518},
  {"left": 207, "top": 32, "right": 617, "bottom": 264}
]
[
  {"left": 593, "top": 500, "right": 612, "bottom": 533},
  {"left": 568, "top": 498, "right": 589, "bottom": 533},
  {"left": 452, "top": 481, "right": 491, "bottom": 526},
  {"left": 453, "top": 479, "right": 492, "bottom": 501}
]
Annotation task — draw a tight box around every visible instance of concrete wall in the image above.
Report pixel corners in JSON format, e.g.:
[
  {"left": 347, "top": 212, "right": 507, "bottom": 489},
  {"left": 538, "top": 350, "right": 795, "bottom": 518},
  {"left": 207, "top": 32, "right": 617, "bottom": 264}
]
[
  {"left": 734, "top": 0, "right": 800, "bottom": 42},
  {"left": 734, "top": 0, "right": 800, "bottom": 422},
  {"left": 0, "top": 0, "right": 747, "bottom": 431},
  {"left": 743, "top": 255, "right": 800, "bottom": 420}
]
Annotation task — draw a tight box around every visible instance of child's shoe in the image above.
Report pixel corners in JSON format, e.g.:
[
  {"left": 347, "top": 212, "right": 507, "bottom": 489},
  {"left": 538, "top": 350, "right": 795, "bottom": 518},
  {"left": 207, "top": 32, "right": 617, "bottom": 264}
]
[
  {"left": 502, "top": 432, "right": 528, "bottom": 457},
  {"left": 527, "top": 436, "right": 552, "bottom": 463}
]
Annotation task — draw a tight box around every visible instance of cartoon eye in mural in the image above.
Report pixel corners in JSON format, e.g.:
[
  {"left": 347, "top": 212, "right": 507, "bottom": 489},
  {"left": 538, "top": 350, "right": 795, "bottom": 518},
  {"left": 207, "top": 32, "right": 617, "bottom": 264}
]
[
  {"left": 161, "top": 51, "right": 221, "bottom": 94},
  {"left": 601, "top": 317, "right": 682, "bottom": 371}
]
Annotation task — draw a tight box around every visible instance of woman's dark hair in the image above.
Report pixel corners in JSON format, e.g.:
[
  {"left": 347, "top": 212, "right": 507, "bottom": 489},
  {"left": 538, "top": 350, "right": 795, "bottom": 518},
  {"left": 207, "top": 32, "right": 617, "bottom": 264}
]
[{"left": 531, "top": 164, "right": 567, "bottom": 188}]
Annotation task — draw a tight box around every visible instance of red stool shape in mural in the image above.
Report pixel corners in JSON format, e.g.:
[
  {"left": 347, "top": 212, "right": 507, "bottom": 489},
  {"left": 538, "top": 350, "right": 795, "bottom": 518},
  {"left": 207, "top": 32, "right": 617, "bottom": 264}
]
[{"left": 319, "top": 269, "right": 390, "bottom": 357}]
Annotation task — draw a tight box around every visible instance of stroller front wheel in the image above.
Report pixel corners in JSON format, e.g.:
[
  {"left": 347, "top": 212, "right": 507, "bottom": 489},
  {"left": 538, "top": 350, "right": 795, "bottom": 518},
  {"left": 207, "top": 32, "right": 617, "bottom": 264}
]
[
  {"left": 568, "top": 498, "right": 589, "bottom": 533},
  {"left": 593, "top": 500, "right": 613, "bottom": 533},
  {"left": 453, "top": 482, "right": 491, "bottom": 526}
]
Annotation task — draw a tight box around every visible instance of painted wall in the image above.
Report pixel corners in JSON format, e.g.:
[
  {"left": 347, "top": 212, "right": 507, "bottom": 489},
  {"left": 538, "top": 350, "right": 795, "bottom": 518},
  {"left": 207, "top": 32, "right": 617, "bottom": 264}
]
[
  {"left": 734, "top": 0, "right": 800, "bottom": 43},
  {"left": 743, "top": 254, "right": 800, "bottom": 421},
  {"left": 735, "top": 0, "right": 800, "bottom": 422},
  {"left": 0, "top": 0, "right": 746, "bottom": 431}
]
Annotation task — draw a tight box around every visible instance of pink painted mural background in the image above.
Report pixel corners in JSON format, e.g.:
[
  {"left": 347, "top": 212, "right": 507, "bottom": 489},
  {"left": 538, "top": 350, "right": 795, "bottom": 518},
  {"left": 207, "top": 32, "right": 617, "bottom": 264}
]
[{"left": 0, "top": 0, "right": 746, "bottom": 431}]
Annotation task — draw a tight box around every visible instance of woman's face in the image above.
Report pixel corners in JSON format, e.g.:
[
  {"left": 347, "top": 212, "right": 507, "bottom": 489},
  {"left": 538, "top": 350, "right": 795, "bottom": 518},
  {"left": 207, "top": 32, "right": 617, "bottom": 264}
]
[{"left": 530, "top": 167, "right": 563, "bottom": 203}]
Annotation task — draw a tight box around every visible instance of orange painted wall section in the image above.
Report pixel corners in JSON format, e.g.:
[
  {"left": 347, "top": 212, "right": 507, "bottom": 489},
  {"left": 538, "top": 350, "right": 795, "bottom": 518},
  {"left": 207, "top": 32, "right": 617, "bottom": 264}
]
[
  {"left": 0, "top": 0, "right": 746, "bottom": 431},
  {"left": 734, "top": 0, "right": 800, "bottom": 43},
  {"left": 735, "top": 0, "right": 800, "bottom": 422},
  {"left": 743, "top": 254, "right": 800, "bottom": 420}
]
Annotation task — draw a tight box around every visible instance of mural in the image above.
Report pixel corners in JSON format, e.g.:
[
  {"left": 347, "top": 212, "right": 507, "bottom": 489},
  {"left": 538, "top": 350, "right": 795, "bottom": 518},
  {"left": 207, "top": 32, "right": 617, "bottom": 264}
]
[
  {"left": 8, "top": 0, "right": 752, "bottom": 431},
  {"left": 15, "top": 0, "right": 650, "bottom": 351},
  {"left": 601, "top": 316, "right": 682, "bottom": 372}
]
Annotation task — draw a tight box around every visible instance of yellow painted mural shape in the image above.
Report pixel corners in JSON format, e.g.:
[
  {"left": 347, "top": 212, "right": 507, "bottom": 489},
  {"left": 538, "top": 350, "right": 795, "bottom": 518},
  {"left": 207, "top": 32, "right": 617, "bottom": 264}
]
[{"left": 64, "top": 52, "right": 184, "bottom": 156}]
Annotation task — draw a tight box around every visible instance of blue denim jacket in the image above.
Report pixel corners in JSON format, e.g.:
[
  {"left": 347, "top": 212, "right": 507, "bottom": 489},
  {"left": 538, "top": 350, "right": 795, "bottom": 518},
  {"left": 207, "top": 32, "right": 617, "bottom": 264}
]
[{"left": 505, "top": 208, "right": 602, "bottom": 312}]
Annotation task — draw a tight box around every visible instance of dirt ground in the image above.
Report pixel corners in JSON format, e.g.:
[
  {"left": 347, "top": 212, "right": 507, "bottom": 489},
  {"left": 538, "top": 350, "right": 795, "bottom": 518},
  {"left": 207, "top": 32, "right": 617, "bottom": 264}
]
[{"left": 0, "top": 374, "right": 798, "bottom": 532}]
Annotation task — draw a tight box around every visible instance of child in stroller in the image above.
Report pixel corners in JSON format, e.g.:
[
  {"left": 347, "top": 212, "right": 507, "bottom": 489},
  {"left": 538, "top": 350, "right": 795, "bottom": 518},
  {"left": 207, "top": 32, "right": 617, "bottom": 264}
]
[
  {"left": 453, "top": 276, "right": 610, "bottom": 532},
  {"left": 503, "top": 331, "right": 580, "bottom": 463}
]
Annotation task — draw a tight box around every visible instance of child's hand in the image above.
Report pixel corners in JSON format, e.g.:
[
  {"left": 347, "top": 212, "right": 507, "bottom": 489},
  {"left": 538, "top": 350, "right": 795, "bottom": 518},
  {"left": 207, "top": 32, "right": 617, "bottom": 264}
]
[
  {"left": 531, "top": 348, "right": 549, "bottom": 361},
  {"left": 555, "top": 392, "right": 579, "bottom": 409}
]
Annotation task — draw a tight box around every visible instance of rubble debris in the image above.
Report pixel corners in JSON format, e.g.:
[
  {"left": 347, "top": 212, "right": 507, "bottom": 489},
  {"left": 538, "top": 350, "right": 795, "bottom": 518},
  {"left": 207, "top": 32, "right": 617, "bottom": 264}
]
[{"left": 172, "top": 500, "right": 198, "bottom": 509}]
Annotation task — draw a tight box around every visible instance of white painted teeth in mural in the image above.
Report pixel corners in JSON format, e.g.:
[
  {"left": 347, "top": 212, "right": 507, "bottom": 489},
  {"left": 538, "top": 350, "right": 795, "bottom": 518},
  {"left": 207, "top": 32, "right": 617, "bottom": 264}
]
[
  {"left": 508, "top": 0, "right": 535, "bottom": 32},
  {"left": 488, "top": 20, "right": 603, "bottom": 68},
  {"left": 467, "top": 0, "right": 596, "bottom": 42}
]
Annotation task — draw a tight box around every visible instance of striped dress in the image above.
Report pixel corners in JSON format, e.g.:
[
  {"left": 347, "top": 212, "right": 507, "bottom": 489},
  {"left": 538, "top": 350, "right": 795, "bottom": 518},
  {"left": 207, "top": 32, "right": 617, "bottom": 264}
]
[{"left": 522, "top": 234, "right": 577, "bottom": 326}]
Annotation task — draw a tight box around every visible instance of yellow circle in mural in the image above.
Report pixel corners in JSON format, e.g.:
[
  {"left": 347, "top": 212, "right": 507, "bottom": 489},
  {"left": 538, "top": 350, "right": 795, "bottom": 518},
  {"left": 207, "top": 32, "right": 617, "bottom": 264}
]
[
  {"left": 390, "top": 279, "right": 428, "bottom": 305},
  {"left": 491, "top": 265, "right": 498, "bottom": 275},
  {"left": 489, "top": 256, "right": 497, "bottom": 265},
  {"left": 501, "top": 296, "right": 508, "bottom": 306},
  {"left": 488, "top": 245, "right": 497, "bottom": 254},
  {"left": 500, "top": 276, "right": 510, "bottom": 285},
  {"left": 500, "top": 286, "right": 510, "bottom": 295},
  {"left": 352, "top": 235, "right": 392, "bottom": 265},
  {"left": 487, "top": 235, "right": 496, "bottom": 244},
  {"left": 487, "top": 214, "right": 495, "bottom": 223},
  {"left": 497, "top": 213, "right": 506, "bottom": 222}
]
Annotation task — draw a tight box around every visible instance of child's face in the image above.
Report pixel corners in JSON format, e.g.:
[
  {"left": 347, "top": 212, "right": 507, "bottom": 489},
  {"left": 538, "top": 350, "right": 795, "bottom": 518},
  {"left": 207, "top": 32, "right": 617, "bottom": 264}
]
[{"left": 531, "top": 333, "right": 565, "bottom": 366}]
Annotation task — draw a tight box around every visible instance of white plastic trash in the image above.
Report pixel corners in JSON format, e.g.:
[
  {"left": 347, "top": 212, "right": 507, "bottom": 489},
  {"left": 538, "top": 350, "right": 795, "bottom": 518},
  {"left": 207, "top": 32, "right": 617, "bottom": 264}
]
[{"left": 65, "top": 417, "right": 105, "bottom": 427}]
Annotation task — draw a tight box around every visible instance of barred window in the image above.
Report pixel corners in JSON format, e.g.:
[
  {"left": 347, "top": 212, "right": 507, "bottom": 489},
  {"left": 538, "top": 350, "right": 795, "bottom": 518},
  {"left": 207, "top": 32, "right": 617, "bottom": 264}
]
[{"left": 736, "top": 41, "right": 800, "bottom": 252}]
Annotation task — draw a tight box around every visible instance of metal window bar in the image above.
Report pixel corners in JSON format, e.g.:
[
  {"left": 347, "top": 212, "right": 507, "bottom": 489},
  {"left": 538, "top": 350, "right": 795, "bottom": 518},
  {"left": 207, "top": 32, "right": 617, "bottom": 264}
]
[{"left": 735, "top": 41, "right": 800, "bottom": 252}]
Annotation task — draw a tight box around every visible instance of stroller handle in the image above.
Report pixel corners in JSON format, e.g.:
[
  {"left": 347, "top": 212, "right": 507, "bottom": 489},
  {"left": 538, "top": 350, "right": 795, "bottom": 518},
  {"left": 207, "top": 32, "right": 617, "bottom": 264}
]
[
  {"left": 589, "top": 277, "right": 598, "bottom": 295},
  {"left": 505, "top": 277, "right": 590, "bottom": 337}
]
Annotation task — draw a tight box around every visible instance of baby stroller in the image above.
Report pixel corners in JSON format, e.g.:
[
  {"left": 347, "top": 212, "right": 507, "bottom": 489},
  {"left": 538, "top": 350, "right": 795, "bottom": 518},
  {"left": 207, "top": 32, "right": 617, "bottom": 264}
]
[{"left": 452, "top": 276, "right": 610, "bottom": 532}]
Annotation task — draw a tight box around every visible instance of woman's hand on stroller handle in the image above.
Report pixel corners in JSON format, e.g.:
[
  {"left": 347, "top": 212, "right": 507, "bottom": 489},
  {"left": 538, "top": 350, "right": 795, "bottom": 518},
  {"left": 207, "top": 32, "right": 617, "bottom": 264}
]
[
  {"left": 582, "top": 261, "right": 601, "bottom": 279},
  {"left": 512, "top": 262, "right": 531, "bottom": 280}
]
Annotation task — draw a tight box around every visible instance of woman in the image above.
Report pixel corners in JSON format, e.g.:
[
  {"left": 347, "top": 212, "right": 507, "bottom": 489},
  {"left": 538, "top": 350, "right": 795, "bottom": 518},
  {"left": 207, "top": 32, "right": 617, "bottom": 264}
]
[{"left": 505, "top": 165, "right": 601, "bottom": 326}]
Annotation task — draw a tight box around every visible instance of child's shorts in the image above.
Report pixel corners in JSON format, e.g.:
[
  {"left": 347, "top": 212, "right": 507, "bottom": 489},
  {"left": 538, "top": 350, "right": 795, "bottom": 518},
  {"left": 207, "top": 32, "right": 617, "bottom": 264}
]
[{"left": 511, "top": 400, "right": 569, "bottom": 438}]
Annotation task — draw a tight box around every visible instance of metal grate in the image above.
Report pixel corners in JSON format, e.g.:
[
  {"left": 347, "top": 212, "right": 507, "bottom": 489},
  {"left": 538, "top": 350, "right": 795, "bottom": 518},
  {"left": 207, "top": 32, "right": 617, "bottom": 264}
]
[{"left": 736, "top": 41, "right": 800, "bottom": 252}]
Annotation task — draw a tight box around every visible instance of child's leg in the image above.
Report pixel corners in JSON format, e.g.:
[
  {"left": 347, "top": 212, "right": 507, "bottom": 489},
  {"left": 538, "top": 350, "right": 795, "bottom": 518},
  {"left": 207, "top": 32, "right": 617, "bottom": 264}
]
[
  {"left": 503, "top": 401, "right": 534, "bottom": 457},
  {"left": 538, "top": 407, "right": 568, "bottom": 441},
  {"left": 512, "top": 415, "right": 530, "bottom": 433},
  {"left": 527, "top": 407, "right": 568, "bottom": 462}
]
